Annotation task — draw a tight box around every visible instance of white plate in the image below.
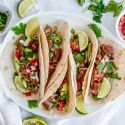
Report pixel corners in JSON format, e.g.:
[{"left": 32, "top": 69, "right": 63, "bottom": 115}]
[{"left": 0, "top": 12, "right": 125, "bottom": 119}]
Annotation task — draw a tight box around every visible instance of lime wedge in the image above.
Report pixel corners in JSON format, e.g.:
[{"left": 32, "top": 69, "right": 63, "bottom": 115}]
[
  {"left": 97, "top": 78, "right": 111, "bottom": 99},
  {"left": 76, "top": 95, "right": 88, "bottom": 114},
  {"left": 23, "top": 116, "right": 47, "bottom": 125},
  {"left": 18, "top": 0, "right": 36, "bottom": 18},
  {"left": 14, "top": 76, "right": 30, "bottom": 93},
  {"left": 25, "top": 18, "right": 40, "bottom": 37},
  {"left": 78, "top": 31, "right": 88, "bottom": 51}
]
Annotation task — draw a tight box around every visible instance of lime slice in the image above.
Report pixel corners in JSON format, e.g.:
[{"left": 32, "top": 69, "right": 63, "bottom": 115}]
[
  {"left": 23, "top": 116, "right": 47, "bottom": 125},
  {"left": 78, "top": 31, "right": 88, "bottom": 51},
  {"left": 76, "top": 95, "right": 88, "bottom": 114},
  {"left": 25, "top": 18, "right": 40, "bottom": 37},
  {"left": 97, "top": 78, "right": 111, "bottom": 99},
  {"left": 14, "top": 76, "right": 30, "bottom": 93},
  {"left": 18, "top": 0, "right": 36, "bottom": 18}
]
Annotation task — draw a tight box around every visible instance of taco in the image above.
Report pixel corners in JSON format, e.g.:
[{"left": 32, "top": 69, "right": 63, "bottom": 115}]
[
  {"left": 86, "top": 38, "right": 125, "bottom": 103},
  {"left": 38, "top": 58, "right": 76, "bottom": 115},
  {"left": 70, "top": 27, "right": 98, "bottom": 100},
  {"left": 12, "top": 30, "right": 45, "bottom": 100},
  {"left": 39, "top": 20, "right": 70, "bottom": 93}
]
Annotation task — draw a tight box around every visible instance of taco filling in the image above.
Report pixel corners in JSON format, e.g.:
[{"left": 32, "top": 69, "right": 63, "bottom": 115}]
[
  {"left": 13, "top": 35, "right": 40, "bottom": 96},
  {"left": 70, "top": 29, "right": 92, "bottom": 95},
  {"left": 44, "top": 25, "right": 62, "bottom": 78},
  {"left": 91, "top": 44, "right": 121, "bottom": 99},
  {"left": 43, "top": 78, "right": 69, "bottom": 111}
]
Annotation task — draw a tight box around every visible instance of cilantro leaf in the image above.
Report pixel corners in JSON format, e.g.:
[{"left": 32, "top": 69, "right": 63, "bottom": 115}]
[
  {"left": 109, "top": 73, "right": 121, "bottom": 80},
  {"left": 28, "top": 100, "right": 38, "bottom": 109},
  {"left": 107, "top": 0, "right": 123, "bottom": 17},
  {"left": 88, "top": 23, "right": 102, "bottom": 38},
  {"left": 77, "top": 0, "right": 85, "bottom": 6},
  {"left": 88, "top": 0, "right": 108, "bottom": 23},
  {"left": 12, "top": 23, "right": 26, "bottom": 35}
]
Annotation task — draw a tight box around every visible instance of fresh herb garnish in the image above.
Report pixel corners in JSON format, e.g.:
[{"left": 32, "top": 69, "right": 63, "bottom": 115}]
[
  {"left": 77, "top": 0, "right": 85, "bottom": 6},
  {"left": 107, "top": 0, "right": 124, "bottom": 17},
  {"left": 111, "top": 73, "right": 121, "bottom": 80},
  {"left": 88, "top": 0, "right": 107, "bottom": 23},
  {"left": 12, "top": 23, "right": 26, "bottom": 35},
  {"left": 0, "top": 11, "right": 8, "bottom": 31},
  {"left": 28, "top": 100, "right": 38, "bottom": 109},
  {"left": 88, "top": 23, "right": 102, "bottom": 38},
  {"left": 106, "top": 62, "right": 121, "bottom": 80}
]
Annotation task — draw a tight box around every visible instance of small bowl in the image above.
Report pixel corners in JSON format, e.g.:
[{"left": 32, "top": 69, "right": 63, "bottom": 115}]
[
  {"left": 116, "top": 11, "right": 125, "bottom": 42},
  {"left": 0, "top": 4, "right": 13, "bottom": 36}
]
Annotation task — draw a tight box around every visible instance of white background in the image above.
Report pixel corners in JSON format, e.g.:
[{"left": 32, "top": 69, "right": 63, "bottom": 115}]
[{"left": 0, "top": 0, "right": 125, "bottom": 125}]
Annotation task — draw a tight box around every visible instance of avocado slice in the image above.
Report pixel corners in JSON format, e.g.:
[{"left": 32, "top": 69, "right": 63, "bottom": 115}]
[
  {"left": 13, "top": 56, "right": 20, "bottom": 72},
  {"left": 76, "top": 94, "right": 89, "bottom": 114},
  {"left": 14, "top": 76, "right": 30, "bottom": 93},
  {"left": 60, "top": 82, "right": 68, "bottom": 96}
]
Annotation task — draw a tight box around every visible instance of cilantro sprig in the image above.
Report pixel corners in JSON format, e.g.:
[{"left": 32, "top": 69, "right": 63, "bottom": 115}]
[
  {"left": 107, "top": 0, "right": 124, "bottom": 17},
  {"left": 88, "top": 0, "right": 107, "bottom": 23},
  {"left": 28, "top": 100, "right": 38, "bottom": 109},
  {"left": 106, "top": 62, "right": 121, "bottom": 80},
  {"left": 88, "top": 0, "right": 124, "bottom": 23},
  {"left": 77, "top": 0, "right": 85, "bottom": 6},
  {"left": 88, "top": 23, "right": 102, "bottom": 38},
  {"left": 12, "top": 23, "right": 26, "bottom": 35}
]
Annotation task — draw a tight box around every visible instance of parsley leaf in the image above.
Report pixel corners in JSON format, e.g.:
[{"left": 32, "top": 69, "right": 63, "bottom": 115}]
[
  {"left": 28, "top": 100, "right": 38, "bottom": 109},
  {"left": 12, "top": 23, "right": 26, "bottom": 35},
  {"left": 77, "top": 0, "right": 85, "bottom": 6},
  {"left": 88, "top": 23, "right": 102, "bottom": 38},
  {"left": 107, "top": 0, "right": 123, "bottom": 17}
]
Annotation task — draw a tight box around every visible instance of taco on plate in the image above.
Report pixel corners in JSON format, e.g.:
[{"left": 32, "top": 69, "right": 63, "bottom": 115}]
[{"left": 85, "top": 38, "right": 125, "bottom": 103}]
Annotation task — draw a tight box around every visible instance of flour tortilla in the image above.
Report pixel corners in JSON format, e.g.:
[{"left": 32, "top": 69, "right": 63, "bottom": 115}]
[
  {"left": 86, "top": 38, "right": 125, "bottom": 104},
  {"left": 70, "top": 27, "right": 98, "bottom": 99},
  {"left": 39, "top": 20, "right": 70, "bottom": 92},
  {"left": 0, "top": 31, "right": 45, "bottom": 100},
  {"left": 39, "top": 57, "right": 76, "bottom": 116}
]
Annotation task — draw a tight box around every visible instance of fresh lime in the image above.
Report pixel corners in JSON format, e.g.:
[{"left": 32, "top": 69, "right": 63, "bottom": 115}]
[
  {"left": 14, "top": 76, "right": 30, "bottom": 93},
  {"left": 76, "top": 94, "right": 88, "bottom": 114},
  {"left": 25, "top": 18, "right": 40, "bottom": 37},
  {"left": 23, "top": 116, "right": 47, "bottom": 125},
  {"left": 78, "top": 31, "right": 88, "bottom": 51},
  {"left": 97, "top": 78, "right": 111, "bottom": 99},
  {"left": 18, "top": 0, "right": 36, "bottom": 18}
]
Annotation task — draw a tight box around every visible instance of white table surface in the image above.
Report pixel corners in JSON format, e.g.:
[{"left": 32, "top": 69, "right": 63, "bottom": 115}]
[{"left": 0, "top": 0, "right": 125, "bottom": 125}]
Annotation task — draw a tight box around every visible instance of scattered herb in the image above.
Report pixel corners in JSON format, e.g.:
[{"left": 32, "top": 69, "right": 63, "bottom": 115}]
[
  {"left": 88, "top": 0, "right": 107, "bottom": 23},
  {"left": 77, "top": 0, "right": 85, "bottom": 6},
  {"left": 28, "top": 100, "right": 38, "bottom": 109},
  {"left": 107, "top": 0, "right": 124, "bottom": 17},
  {"left": 88, "top": 23, "right": 102, "bottom": 37},
  {"left": 0, "top": 11, "right": 8, "bottom": 31},
  {"left": 12, "top": 23, "right": 26, "bottom": 35}
]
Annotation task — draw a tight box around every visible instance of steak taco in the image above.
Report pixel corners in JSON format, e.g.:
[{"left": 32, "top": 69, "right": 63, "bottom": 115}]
[
  {"left": 39, "top": 58, "right": 75, "bottom": 115},
  {"left": 12, "top": 29, "right": 45, "bottom": 100},
  {"left": 70, "top": 27, "right": 98, "bottom": 100},
  {"left": 85, "top": 38, "right": 125, "bottom": 103},
  {"left": 39, "top": 20, "right": 70, "bottom": 94}
]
